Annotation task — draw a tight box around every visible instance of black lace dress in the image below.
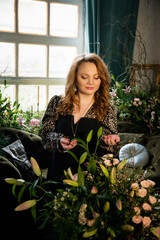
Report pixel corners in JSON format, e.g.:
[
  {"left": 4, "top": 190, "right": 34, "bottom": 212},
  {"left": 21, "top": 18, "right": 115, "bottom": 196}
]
[{"left": 41, "top": 95, "right": 120, "bottom": 182}]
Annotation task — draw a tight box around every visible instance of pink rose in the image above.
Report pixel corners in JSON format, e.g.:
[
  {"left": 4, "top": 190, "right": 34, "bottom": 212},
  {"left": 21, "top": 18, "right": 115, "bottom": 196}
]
[
  {"left": 132, "top": 215, "right": 143, "bottom": 224},
  {"left": 142, "top": 203, "right": 152, "bottom": 211},
  {"left": 140, "top": 180, "right": 150, "bottom": 188},
  {"left": 131, "top": 183, "right": 139, "bottom": 190},
  {"left": 138, "top": 101, "right": 142, "bottom": 105},
  {"left": 104, "top": 159, "right": 112, "bottom": 166},
  {"left": 137, "top": 188, "right": 147, "bottom": 198},
  {"left": 134, "top": 98, "right": 140, "bottom": 102},
  {"left": 149, "top": 196, "right": 157, "bottom": 204},
  {"left": 134, "top": 207, "right": 141, "bottom": 214},
  {"left": 142, "top": 216, "right": 151, "bottom": 228},
  {"left": 113, "top": 158, "right": 120, "bottom": 165},
  {"left": 133, "top": 102, "right": 138, "bottom": 107},
  {"left": 30, "top": 118, "right": 40, "bottom": 126},
  {"left": 147, "top": 179, "right": 156, "bottom": 187}
]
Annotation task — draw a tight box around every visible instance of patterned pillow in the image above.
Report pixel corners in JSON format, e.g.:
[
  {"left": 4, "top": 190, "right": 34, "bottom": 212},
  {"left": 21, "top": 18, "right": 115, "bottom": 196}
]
[{"left": 119, "top": 143, "right": 149, "bottom": 168}]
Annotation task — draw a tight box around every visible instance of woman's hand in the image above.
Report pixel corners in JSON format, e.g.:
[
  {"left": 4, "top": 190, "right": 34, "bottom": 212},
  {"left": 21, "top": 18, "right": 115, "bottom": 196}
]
[
  {"left": 60, "top": 138, "right": 77, "bottom": 151},
  {"left": 102, "top": 134, "right": 120, "bottom": 146}
]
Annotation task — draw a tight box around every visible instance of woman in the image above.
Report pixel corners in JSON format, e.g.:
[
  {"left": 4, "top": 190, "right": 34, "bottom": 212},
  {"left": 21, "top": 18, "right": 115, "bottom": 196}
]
[{"left": 41, "top": 53, "right": 120, "bottom": 181}]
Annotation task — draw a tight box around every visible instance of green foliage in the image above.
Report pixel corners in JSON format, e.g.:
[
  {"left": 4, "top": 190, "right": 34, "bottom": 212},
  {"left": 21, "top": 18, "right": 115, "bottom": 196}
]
[
  {"left": 0, "top": 80, "right": 21, "bottom": 128},
  {"left": 110, "top": 77, "right": 160, "bottom": 134},
  {"left": 0, "top": 81, "right": 42, "bottom": 135},
  {"left": 5, "top": 129, "right": 160, "bottom": 240}
]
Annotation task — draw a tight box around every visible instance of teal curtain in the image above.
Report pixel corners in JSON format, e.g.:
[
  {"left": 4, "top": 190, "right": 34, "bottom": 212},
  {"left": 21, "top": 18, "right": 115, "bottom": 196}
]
[
  {"left": 85, "top": 0, "right": 100, "bottom": 54},
  {"left": 85, "top": 0, "right": 140, "bottom": 82}
]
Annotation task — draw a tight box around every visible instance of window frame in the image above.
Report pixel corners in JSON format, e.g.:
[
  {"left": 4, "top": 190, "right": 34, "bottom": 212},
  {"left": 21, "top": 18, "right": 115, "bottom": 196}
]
[{"left": 0, "top": 0, "right": 85, "bottom": 106}]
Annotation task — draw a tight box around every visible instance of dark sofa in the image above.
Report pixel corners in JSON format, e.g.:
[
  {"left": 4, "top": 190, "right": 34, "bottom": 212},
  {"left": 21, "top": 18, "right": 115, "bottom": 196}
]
[{"left": 0, "top": 127, "right": 52, "bottom": 240}]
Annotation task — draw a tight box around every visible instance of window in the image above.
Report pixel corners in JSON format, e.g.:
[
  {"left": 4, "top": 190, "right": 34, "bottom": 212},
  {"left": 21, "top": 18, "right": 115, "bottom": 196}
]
[{"left": 0, "top": 0, "right": 84, "bottom": 112}]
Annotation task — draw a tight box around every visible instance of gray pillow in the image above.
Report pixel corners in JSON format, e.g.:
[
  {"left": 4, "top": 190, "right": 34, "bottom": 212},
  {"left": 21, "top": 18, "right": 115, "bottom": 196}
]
[{"left": 119, "top": 143, "right": 149, "bottom": 168}]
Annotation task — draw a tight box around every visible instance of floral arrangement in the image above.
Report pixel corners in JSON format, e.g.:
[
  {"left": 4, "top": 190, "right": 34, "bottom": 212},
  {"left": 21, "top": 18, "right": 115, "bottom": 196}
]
[
  {"left": 0, "top": 80, "right": 42, "bottom": 135},
  {"left": 110, "top": 75, "right": 160, "bottom": 135},
  {"left": 5, "top": 128, "right": 160, "bottom": 240}
]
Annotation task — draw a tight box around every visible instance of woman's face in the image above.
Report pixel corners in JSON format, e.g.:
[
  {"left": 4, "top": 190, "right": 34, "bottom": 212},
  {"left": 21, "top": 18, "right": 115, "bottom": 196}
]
[{"left": 76, "top": 62, "right": 101, "bottom": 96}]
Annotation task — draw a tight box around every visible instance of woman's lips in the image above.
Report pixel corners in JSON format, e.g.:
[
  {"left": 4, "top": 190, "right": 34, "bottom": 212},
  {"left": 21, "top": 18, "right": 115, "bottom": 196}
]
[{"left": 86, "top": 87, "right": 94, "bottom": 90}]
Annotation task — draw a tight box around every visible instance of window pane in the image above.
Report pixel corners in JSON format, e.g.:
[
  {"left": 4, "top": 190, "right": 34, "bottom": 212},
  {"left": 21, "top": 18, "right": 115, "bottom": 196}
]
[
  {"left": 49, "top": 85, "right": 65, "bottom": 100},
  {"left": 0, "top": 84, "right": 15, "bottom": 104},
  {"left": 49, "top": 46, "right": 77, "bottom": 78},
  {"left": 19, "top": 44, "right": 47, "bottom": 77},
  {"left": 19, "top": 85, "right": 46, "bottom": 112},
  {"left": 50, "top": 3, "right": 78, "bottom": 37},
  {"left": 0, "top": 42, "right": 15, "bottom": 76},
  {"left": 19, "top": 0, "right": 47, "bottom": 35},
  {"left": 0, "top": 0, "right": 14, "bottom": 32}
]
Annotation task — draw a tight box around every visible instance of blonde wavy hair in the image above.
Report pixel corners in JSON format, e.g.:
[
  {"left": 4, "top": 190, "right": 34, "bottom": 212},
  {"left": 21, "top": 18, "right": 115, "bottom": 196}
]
[{"left": 56, "top": 53, "right": 111, "bottom": 122}]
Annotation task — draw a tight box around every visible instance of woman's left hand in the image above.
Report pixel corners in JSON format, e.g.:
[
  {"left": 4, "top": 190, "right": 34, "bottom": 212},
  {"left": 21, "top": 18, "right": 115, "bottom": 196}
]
[{"left": 102, "top": 134, "right": 120, "bottom": 146}]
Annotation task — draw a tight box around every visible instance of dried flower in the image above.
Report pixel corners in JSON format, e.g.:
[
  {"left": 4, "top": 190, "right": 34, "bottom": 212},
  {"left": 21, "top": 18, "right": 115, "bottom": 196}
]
[
  {"left": 78, "top": 212, "right": 87, "bottom": 225},
  {"left": 79, "top": 204, "right": 87, "bottom": 213},
  {"left": 87, "top": 219, "right": 95, "bottom": 227}
]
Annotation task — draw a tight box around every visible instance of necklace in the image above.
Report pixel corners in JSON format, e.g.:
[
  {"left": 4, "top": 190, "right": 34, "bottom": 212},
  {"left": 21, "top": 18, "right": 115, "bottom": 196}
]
[
  {"left": 71, "top": 97, "right": 94, "bottom": 138},
  {"left": 71, "top": 118, "right": 80, "bottom": 139}
]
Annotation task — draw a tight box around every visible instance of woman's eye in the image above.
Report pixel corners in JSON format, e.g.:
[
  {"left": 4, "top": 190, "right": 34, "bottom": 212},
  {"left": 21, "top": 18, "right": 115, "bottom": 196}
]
[
  {"left": 81, "top": 76, "right": 87, "bottom": 79},
  {"left": 94, "top": 76, "right": 99, "bottom": 80}
]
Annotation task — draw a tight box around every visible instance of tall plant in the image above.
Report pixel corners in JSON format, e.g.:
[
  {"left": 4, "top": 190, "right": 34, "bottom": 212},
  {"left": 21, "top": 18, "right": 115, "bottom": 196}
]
[{"left": 0, "top": 80, "right": 21, "bottom": 128}]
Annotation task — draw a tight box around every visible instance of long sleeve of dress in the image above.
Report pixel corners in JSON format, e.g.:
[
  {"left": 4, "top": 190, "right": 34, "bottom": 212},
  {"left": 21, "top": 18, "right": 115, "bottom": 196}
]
[
  {"left": 98, "top": 106, "right": 120, "bottom": 156},
  {"left": 41, "top": 95, "right": 65, "bottom": 152}
]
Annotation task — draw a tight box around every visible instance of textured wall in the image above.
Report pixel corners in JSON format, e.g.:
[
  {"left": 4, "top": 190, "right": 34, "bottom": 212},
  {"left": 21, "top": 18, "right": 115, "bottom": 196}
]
[{"left": 133, "top": 0, "right": 160, "bottom": 64}]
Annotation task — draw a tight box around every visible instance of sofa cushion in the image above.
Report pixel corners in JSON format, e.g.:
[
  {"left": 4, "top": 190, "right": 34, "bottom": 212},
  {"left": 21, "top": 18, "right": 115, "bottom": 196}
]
[
  {"left": 2, "top": 139, "right": 31, "bottom": 168},
  {"left": 145, "top": 135, "right": 160, "bottom": 176},
  {"left": 0, "top": 127, "right": 51, "bottom": 169}
]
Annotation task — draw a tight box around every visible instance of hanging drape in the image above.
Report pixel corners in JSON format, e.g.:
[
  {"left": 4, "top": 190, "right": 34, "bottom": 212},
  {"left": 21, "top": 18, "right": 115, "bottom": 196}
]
[
  {"left": 85, "top": 0, "right": 100, "bottom": 55},
  {"left": 85, "top": 0, "right": 140, "bottom": 82}
]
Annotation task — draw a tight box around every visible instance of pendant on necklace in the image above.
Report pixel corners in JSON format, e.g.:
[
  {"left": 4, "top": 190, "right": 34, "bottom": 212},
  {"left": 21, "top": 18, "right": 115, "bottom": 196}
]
[{"left": 71, "top": 119, "right": 79, "bottom": 139}]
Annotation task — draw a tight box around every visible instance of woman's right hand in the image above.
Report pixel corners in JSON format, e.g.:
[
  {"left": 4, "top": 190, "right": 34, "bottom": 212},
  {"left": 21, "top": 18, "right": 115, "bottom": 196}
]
[{"left": 60, "top": 137, "right": 77, "bottom": 151}]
